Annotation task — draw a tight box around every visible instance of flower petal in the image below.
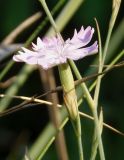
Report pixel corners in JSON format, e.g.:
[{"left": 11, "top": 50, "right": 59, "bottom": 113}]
[
  {"left": 13, "top": 52, "right": 38, "bottom": 65},
  {"left": 70, "top": 26, "right": 95, "bottom": 49},
  {"left": 65, "top": 41, "right": 98, "bottom": 60},
  {"left": 13, "top": 26, "right": 98, "bottom": 69}
]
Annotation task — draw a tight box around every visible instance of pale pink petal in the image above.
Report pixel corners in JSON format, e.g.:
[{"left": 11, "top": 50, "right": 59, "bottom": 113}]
[
  {"left": 13, "top": 54, "right": 24, "bottom": 62},
  {"left": 37, "top": 37, "right": 45, "bottom": 48},
  {"left": 77, "top": 26, "right": 84, "bottom": 37},
  {"left": 13, "top": 25, "right": 98, "bottom": 69},
  {"left": 65, "top": 41, "right": 98, "bottom": 60},
  {"left": 32, "top": 42, "right": 37, "bottom": 50},
  {"left": 71, "top": 26, "right": 84, "bottom": 42},
  {"left": 13, "top": 52, "right": 38, "bottom": 65},
  {"left": 70, "top": 26, "right": 95, "bottom": 49}
]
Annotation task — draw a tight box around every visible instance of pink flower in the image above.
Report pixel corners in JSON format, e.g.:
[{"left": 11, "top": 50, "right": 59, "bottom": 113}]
[{"left": 13, "top": 26, "right": 98, "bottom": 69}]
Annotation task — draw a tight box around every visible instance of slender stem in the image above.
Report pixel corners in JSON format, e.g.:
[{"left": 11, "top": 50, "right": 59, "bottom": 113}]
[
  {"left": 90, "top": 19, "right": 103, "bottom": 160},
  {"left": 102, "top": 27, "right": 112, "bottom": 65},
  {"left": 69, "top": 60, "right": 105, "bottom": 160},
  {"left": 92, "top": 109, "right": 105, "bottom": 160},
  {"left": 37, "top": 137, "right": 55, "bottom": 160},
  {"left": 39, "top": 0, "right": 60, "bottom": 35},
  {"left": 93, "top": 19, "right": 103, "bottom": 105},
  {"left": 76, "top": 114, "right": 84, "bottom": 160},
  {"left": 90, "top": 19, "right": 104, "bottom": 160},
  {"left": 90, "top": 109, "right": 103, "bottom": 160},
  {"left": 102, "top": 0, "right": 121, "bottom": 65}
]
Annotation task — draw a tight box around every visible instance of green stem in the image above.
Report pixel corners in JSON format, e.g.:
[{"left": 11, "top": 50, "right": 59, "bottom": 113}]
[
  {"left": 37, "top": 137, "right": 55, "bottom": 160},
  {"left": 93, "top": 19, "right": 103, "bottom": 105},
  {"left": 102, "top": 0, "right": 121, "bottom": 65},
  {"left": 76, "top": 114, "right": 84, "bottom": 160},
  {"left": 90, "top": 19, "right": 103, "bottom": 160},
  {"left": 25, "top": 0, "right": 65, "bottom": 46},
  {"left": 92, "top": 109, "right": 105, "bottom": 160},
  {"left": 58, "top": 63, "right": 84, "bottom": 159},
  {"left": 90, "top": 109, "right": 103, "bottom": 160},
  {"left": 69, "top": 60, "right": 105, "bottom": 160},
  {"left": 39, "top": 0, "right": 60, "bottom": 35}
]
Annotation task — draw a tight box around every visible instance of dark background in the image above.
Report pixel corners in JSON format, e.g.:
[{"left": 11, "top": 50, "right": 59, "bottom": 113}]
[{"left": 0, "top": 0, "right": 124, "bottom": 159}]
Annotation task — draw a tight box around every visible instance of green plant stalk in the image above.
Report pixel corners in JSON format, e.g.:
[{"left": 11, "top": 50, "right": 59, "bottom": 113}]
[
  {"left": 91, "top": 109, "right": 105, "bottom": 160},
  {"left": 90, "top": 19, "right": 103, "bottom": 160},
  {"left": 38, "top": 0, "right": 59, "bottom": 35},
  {"left": 76, "top": 113, "right": 84, "bottom": 160},
  {"left": 39, "top": 0, "right": 84, "bottom": 159},
  {"left": 37, "top": 137, "right": 55, "bottom": 160},
  {"left": 102, "top": 0, "right": 121, "bottom": 65},
  {"left": 93, "top": 19, "right": 102, "bottom": 106},
  {"left": 90, "top": 109, "right": 103, "bottom": 160},
  {"left": 25, "top": 0, "right": 66, "bottom": 46},
  {"left": 59, "top": 64, "right": 84, "bottom": 160},
  {"left": 46, "top": 0, "right": 84, "bottom": 37},
  {"left": 58, "top": 64, "right": 78, "bottom": 120},
  {"left": 69, "top": 60, "right": 105, "bottom": 160}
]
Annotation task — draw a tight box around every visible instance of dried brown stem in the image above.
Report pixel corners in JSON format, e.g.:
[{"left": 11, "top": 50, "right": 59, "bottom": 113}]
[{"left": 0, "top": 93, "right": 124, "bottom": 137}]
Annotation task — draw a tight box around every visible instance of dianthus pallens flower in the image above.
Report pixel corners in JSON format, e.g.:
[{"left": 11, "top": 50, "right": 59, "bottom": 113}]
[{"left": 13, "top": 26, "right": 98, "bottom": 69}]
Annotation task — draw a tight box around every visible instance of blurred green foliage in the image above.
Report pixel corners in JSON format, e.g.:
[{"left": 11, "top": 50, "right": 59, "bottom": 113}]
[{"left": 0, "top": 0, "right": 124, "bottom": 160}]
